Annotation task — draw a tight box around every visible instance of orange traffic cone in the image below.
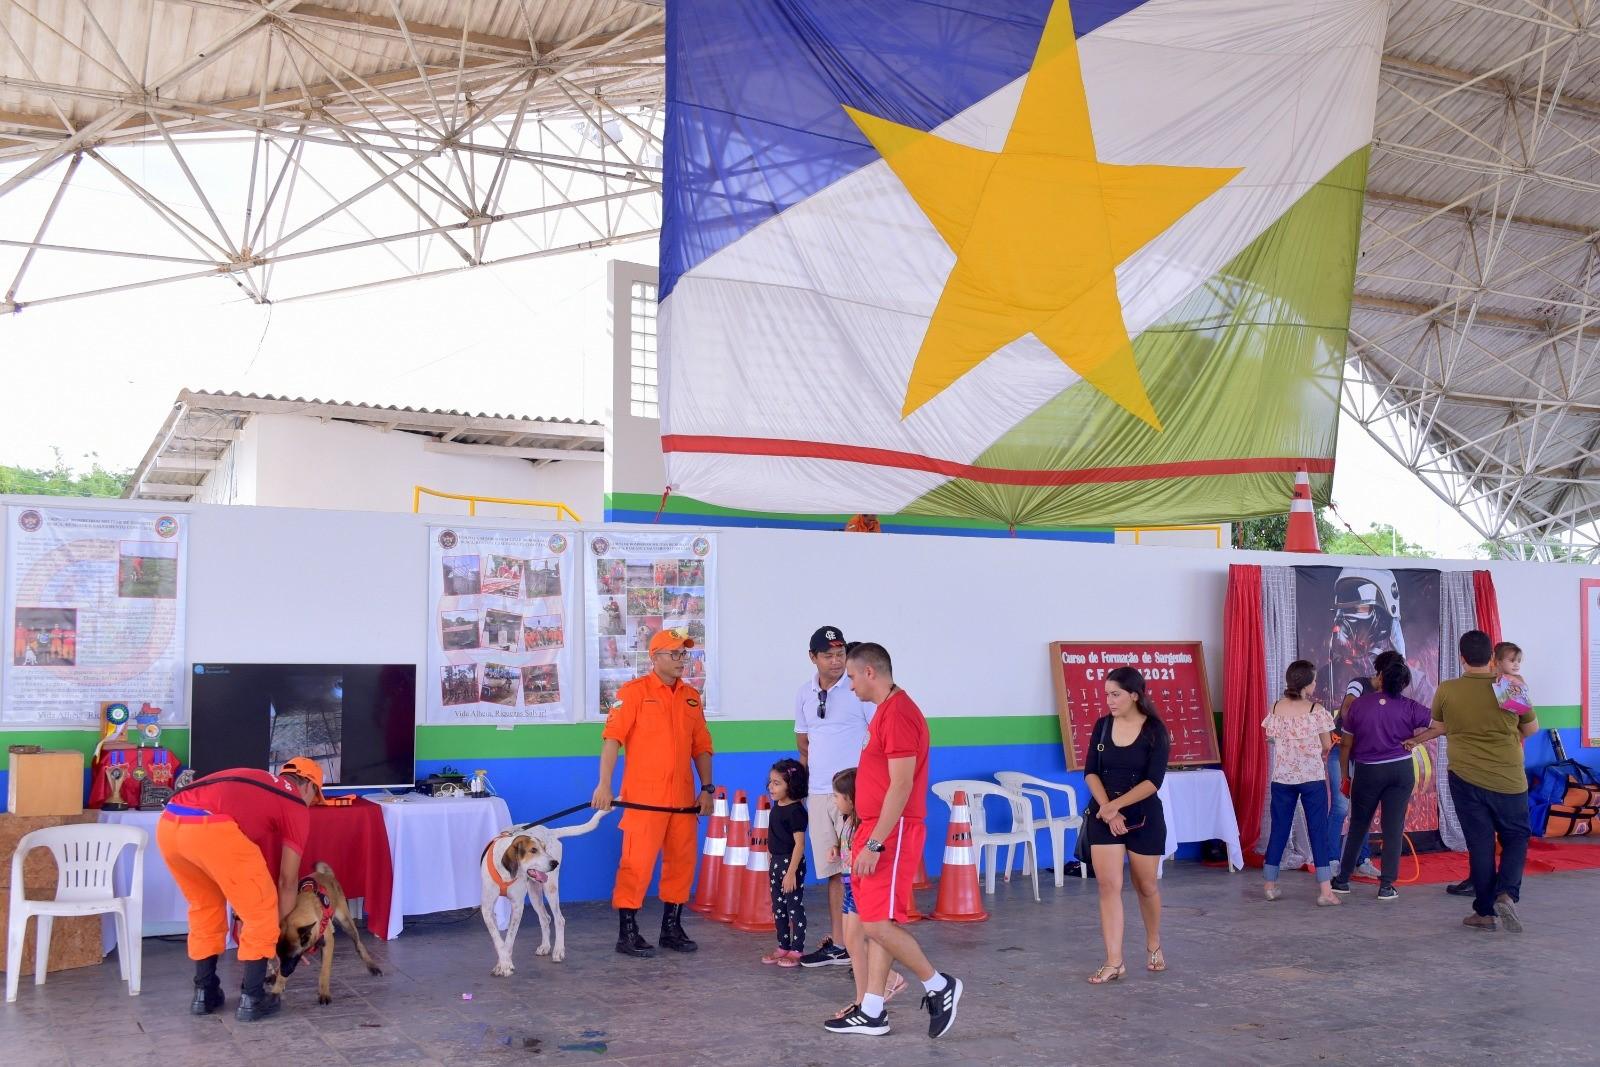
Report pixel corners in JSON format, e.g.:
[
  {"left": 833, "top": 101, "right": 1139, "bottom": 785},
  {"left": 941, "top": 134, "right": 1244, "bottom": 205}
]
[
  {"left": 733, "top": 795, "right": 776, "bottom": 932},
  {"left": 931, "top": 790, "right": 988, "bottom": 922},
  {"left": 914, "top": 858, "right": 934, "bottom": 890},
  {"left": 711, "top": 790, "right": 749, "bottom": 923},
  {"left": 901, "top": 874, "right": 926, "bottom": 924},
  {"left": 689, "top": 787, "right": 728, "bottom": 914},
  {"left": 1284, "top": 467, "right": 1321, "bottom": 553}
]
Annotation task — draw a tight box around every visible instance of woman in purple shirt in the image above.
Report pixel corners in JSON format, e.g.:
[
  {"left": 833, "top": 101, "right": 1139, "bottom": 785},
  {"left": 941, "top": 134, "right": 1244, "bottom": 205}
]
[{"left": 1330, "top": 659, "right": 1432, "bottom": 900}]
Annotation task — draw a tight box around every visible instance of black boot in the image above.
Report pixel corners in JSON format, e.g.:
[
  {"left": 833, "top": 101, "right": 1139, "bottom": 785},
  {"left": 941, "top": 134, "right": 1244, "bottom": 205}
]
[
  {"left": 235, "top": 959, "right": 282, "bottom": 1021},
  {"left": 190, "top": 955, "right": 224, "bottom": 1015},
  {"left": 658, "top": 902, "right": 698, "bottom": 953},
  {"left": 615, "top": 909, "right": 656, "bottom": 958}
]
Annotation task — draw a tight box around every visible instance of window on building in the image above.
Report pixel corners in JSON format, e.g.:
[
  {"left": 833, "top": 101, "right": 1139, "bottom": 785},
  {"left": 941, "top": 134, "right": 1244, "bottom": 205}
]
[{"left": 629, "top": 281, "right": 658, "bottom": 418}]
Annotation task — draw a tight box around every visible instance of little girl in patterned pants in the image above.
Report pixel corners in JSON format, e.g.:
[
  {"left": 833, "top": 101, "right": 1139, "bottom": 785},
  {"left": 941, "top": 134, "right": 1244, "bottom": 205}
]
[{"left": 763, "top": 759, "right": 809, "bottom": 966}]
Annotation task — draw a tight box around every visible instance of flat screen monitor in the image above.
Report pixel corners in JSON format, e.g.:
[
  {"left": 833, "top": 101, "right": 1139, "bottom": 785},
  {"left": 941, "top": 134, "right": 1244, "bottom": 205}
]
[{"left": 190, "top": 663, "right": 416, "bottom": 788}]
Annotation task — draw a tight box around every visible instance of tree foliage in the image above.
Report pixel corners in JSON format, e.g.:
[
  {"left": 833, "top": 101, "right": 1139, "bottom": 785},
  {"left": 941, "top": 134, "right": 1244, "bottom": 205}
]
[
  {"left": 1234, "top": 510, "right": 1431, "bottom": 557},
  {"left": 0, "top": 450, "right": 130, "bottom": 499}
]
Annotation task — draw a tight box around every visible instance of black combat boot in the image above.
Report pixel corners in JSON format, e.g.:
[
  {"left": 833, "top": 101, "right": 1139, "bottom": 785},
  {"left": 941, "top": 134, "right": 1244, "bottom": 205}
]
[
  {"left": 615, "top": 908, "right": 656, "bottom": 958},
  {"left": 658, "top": 902, "right": 698, "bottom": 953},
  {"left": 235, "top": 958, "right": 282, "bottom": 1021},
  {"left": 190, "top": 954, "right": 224, "bottom": 1015}
]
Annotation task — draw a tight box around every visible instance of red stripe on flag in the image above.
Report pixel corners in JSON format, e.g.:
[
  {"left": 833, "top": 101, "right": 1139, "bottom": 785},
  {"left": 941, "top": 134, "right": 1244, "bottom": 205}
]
[{"left": 662, "top": 435, "right": 1334, "bottom": 488}]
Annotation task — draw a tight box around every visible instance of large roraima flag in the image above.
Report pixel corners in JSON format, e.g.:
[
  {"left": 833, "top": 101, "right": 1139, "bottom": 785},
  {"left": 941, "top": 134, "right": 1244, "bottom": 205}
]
[{"left": 659, "top": 0, "right": 1385, "bottom": 528}]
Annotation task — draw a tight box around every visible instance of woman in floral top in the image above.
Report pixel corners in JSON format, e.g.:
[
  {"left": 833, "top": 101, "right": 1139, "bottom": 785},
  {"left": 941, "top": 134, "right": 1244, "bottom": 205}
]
[{"left": 1261, "top": 660, "right": 1340, "bottom": 906}]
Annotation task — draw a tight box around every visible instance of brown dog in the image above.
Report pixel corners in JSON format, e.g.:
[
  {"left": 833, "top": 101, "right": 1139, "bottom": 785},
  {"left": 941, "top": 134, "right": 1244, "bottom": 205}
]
[{"left": 270, "top": 861, "right": 382, "bottom": 1004}]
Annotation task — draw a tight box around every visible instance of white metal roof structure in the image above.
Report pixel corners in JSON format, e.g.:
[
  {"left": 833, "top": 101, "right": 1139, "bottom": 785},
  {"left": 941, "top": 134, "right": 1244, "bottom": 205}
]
[
  {"left": 7, "top": 1, "right": 1600, "bottom": 557},
  {"left": 125, "top": 387, "right": 603, "bottom": 500}
]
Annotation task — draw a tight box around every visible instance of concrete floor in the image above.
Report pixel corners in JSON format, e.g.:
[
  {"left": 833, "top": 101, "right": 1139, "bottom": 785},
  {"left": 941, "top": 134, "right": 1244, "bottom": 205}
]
[{"left": 5, "top": 863, "right": 1595, "bottom": 1067}]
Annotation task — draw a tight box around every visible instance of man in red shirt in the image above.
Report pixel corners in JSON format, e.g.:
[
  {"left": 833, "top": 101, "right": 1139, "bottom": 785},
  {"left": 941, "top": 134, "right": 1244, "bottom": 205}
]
[
  {"left": 826, "top": 643, "right": 963, "bottom": 1040},
  {"left": 156, "top": 757, "right": 322, "bottom": 1021},
  {"left": 593, "top": 628, "right": 716, "bottom": 957}
]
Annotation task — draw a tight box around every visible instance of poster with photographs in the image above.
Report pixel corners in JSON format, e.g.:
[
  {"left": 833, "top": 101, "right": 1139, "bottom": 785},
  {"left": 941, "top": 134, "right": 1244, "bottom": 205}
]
[
  {"left": 425, "top": 526, "right": 579, "bottom": 724},
  {"left": 2, "top": 506, "right": 188, "bottom": 726},
  {"left": 585, "top": 531, "right": 717, "bottom": 720}
]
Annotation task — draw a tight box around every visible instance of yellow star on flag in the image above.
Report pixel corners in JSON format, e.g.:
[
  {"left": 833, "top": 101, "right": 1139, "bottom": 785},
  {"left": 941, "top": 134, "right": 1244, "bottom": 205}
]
[{"left": 845, "top": 0, "right": 1241, "bottom": 428}]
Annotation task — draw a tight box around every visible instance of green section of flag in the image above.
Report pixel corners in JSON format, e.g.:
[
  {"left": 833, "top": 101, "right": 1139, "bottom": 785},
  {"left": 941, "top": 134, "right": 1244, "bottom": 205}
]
[
  {"left": 605, "top": 492, "right": 1111, "bottom": 537},
  {"left": 910, "top": 147, "right": 1370, "bottom": 528}
]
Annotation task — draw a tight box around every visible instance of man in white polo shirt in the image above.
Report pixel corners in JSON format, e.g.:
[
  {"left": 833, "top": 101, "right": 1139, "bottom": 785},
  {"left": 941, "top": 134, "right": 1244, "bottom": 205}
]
[{"left": 795, "top": 626, "right": 875, "bottom": 968}]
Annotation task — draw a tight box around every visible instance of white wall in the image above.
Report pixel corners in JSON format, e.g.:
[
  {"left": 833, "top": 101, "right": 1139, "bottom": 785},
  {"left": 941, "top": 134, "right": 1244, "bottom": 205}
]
[
  {"left": 605, "top": 260, "right": 666, "bottom": 502},
  {"left": 194, "top": 417, "right": 260, "bottom": 505},
  {"left": 3, "top": 493, "right": 1596, "bottom": 724},
  {"left": 239, "top": 414, "right": 604, "bottom": 520}
]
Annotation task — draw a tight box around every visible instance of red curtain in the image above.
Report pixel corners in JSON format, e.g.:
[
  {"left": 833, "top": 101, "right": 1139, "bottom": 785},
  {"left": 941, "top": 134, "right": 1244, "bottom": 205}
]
[
  {"left": 1222, "top": 564, "right": 1269, "bottom": 855},
  {"left": 1473, "top": 570, "right": 1503, "bottom": 644}
]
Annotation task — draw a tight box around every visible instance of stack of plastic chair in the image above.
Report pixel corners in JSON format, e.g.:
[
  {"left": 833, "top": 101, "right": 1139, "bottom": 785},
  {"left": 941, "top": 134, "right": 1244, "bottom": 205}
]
[
  {"left": 690, "top": 787, "right": 728, "bottom": 913},
  {"left": 995, "top": 772, "right": 1086, "bottom": 886},
  {"left": 711, "top": 790, "right": 749, "bottom": 923},
  {"left": 733, "top": 795, "right": 776, "bottom": 932},
  {"left": 932, "top": 778, "right": 1040, "bottom": 901}
]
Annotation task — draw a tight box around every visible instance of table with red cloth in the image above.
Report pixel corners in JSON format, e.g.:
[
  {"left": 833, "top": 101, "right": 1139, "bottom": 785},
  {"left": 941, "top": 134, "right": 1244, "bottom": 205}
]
[{"left": 299, "top": 798, "right": 394, "bottom": 940}]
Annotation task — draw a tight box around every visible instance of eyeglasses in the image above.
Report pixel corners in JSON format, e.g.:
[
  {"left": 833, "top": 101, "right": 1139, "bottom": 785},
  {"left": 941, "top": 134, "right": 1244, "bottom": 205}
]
[
  {"left": 654, "top": 649, "right": 689, "bottom": 661},
  {"left": 817, "top": 688, "right": 828, "bottom": 720}
]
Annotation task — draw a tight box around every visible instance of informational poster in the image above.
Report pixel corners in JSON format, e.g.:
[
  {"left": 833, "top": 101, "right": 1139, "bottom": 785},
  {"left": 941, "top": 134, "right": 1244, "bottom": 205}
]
[
  {"left": 425, "top": 526, "right": 580, "bottom": 724},
  {"left": 585, "top": 531, "right": 717, "bottom": 720},
  {"left": 1296, "top": 566, "right": 1442, "bottom": 833},
  {"left": 1581, "top": 578, "right": 1600, "bottom": 748},
  {"left": 3, "top": 506, "right": 188, "bottom": 726},
  {"left": 1049, "top": 640, "right": 1220, "bottom": 770}
]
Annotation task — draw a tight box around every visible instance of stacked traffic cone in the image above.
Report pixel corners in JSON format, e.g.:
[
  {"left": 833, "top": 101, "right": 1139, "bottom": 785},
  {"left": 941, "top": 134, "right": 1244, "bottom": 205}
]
[
  {"left": 711, "top": 790, "right": 750, "bottom": 923},
  {"left": 733, "top": 795, "right": 776, "bottom": 932},
  {"left": 901, "top": 873, "right": 926, "bottom": 924},
  {"left": 689, "top": 787, "right": 728, "bottom": 914},
  {"left": 1284, "top": 467, "right": 1322, "bottom": 553},
  {"left": 931, "top": 790, "right": 989, "bottom": 922},
  {"left": 914, "top": 859, "right": 934, "bottom": 890}
]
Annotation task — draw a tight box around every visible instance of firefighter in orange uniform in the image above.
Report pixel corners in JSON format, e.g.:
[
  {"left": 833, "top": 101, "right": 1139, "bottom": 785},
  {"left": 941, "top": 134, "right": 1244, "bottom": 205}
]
[
  {"left": 156, "top": 756, "right": 322, "bottom": 1021},
  {"left": 592, "top": 628, "right": 715, "bottom": 957}
]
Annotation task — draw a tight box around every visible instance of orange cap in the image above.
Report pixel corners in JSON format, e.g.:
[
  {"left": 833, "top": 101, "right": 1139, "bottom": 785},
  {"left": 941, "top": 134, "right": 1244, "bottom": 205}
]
[
  {"left": 280, "top": 756, "right": 325, "bottom": 799},
  {"left": 648, "top": 628, "right": 695, "bottom": 654}
]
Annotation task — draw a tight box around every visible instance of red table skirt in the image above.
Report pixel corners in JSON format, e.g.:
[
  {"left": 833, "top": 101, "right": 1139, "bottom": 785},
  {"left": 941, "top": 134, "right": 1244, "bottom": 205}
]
[{"left": 300, "top": 798, "right": 394, "bottom": 940}]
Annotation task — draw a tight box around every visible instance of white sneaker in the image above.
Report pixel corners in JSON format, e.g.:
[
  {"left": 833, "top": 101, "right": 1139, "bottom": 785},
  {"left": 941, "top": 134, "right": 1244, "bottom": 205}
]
[{"left": 1356, "top": 860, "right": 1381, "bottom": 879}]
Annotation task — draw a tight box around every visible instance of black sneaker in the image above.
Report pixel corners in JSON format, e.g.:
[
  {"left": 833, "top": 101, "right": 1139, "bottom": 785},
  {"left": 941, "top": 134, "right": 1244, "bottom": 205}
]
[
  {"left": 922, "top": 973, "right": 963, "bottom": 1039},
  {"left": 1445, "top": 879, "right": 1473, "bottom": 896},
  {"left": 1329, "top": 880, "right": 1352, "bottom": 895},
  {"left": 799, "top": 938, "right": 850, "bottom": 968},
  {"left": 1376, "top": 885, "right": 1399, "bottom": 902},
  {"left": 824, "top": 1004, "right": 890, "bottom": 1036}
]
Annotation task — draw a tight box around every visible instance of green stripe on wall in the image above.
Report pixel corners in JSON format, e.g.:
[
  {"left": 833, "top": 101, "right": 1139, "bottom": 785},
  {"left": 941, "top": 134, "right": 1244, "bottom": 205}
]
[{"left": 1, "top": 729, "right": 190, "bottom": 769}]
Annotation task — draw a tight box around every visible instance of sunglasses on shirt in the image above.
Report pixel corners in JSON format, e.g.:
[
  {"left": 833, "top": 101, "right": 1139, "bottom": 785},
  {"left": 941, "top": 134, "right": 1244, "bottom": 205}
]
[{"left": 817, "top": 688, "right": 828, "bottom": 720}]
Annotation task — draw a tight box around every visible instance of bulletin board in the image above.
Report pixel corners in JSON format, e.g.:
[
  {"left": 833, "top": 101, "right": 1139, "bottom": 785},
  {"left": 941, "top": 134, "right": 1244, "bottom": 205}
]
[{"left": 1049, "top": 640, "right": 1221, "bottom": 771}]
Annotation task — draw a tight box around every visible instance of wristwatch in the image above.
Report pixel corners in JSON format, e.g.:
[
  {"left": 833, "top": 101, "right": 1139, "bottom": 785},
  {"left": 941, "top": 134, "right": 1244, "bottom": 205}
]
[
  {"left": 864, "top": 839, "right": 885, "bottom": 853},
  {"left": 700, "top": 784, "right": 716, "bottom": 794}
]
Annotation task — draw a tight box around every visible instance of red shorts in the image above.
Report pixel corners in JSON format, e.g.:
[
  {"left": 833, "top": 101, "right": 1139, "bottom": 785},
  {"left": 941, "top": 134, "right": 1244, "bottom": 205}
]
[{"left": 851, "top": 817, "right": 925, "bottom": 923}]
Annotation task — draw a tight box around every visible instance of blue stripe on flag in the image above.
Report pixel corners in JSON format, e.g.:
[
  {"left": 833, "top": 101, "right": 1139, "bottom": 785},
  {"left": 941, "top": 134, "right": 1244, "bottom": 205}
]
[{"left": 662, "top": 0, "right": 1150, "bottom": 297}]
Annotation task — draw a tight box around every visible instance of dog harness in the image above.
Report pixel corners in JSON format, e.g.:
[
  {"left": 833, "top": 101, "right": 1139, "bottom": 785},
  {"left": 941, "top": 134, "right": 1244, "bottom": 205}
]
[
  {"left": 485, "top": 832, "right": 517, "bottom": 899},
  {"left": 299, "top": 876, "right": 335, "bottom": 954}
]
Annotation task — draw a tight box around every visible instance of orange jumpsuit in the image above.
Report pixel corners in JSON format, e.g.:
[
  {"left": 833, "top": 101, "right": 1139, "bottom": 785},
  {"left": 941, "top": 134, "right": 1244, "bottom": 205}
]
[{"left": 604, "top": 672, "right": 713, "bottom": 909}]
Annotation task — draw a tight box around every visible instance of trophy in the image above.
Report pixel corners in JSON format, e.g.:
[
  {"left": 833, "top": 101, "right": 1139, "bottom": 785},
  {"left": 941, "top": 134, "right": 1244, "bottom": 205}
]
[{"left": 102, "top": 750, "right": 130, "bottom": 811}]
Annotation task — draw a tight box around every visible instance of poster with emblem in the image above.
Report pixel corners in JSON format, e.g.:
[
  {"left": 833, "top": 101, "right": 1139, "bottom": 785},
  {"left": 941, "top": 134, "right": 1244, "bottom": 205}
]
[
  {"left": 3, "top": 506, "right": 189, "bottom": 727},
  {"left": 585, "top": 531, "right": 717, "bottom": 720},
  {"left": 425, "top": 526, "right": 580, "bottom": 724}
]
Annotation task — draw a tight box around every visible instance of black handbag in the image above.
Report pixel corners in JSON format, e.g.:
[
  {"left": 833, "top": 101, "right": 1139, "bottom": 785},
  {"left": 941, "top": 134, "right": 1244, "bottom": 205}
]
[{"left": 1072, "top": 718, "right": 1105, "bottom": 875}]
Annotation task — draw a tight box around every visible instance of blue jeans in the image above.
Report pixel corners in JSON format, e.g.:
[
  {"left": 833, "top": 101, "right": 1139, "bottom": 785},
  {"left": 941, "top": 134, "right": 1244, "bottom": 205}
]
[
  {"left": 1264, "top": 780, "right": 1333, "bottom": 881},
  {"left": 1448, "top": 772, "right": 1530, "bottom": 918},
  {"left": 1326, "top": 747, "right": 1370, "bottom": 866}
]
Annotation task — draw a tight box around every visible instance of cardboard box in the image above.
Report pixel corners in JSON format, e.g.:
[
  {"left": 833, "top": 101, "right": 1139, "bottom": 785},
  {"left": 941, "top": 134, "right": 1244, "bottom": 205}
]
[
  {"left": 0, "top": 812, "right": 98, "bottom": 889},
  {"left": 0, "top": 812, "right": 105, "bottom": 975},
  {"left": 7, "top": 749, "right": 84, "bottom": 816}
]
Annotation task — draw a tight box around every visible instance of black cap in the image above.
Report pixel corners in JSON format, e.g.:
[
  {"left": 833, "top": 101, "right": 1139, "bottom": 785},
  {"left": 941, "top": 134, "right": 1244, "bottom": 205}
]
[{"left": 809, "top": 626, "right": 846, "bottom": 654}]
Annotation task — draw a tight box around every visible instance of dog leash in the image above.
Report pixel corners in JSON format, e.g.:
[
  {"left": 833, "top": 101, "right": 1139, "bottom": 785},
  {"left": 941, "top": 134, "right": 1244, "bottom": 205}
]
[{"left": 507, "top": 798, "right": 701, "bottom": 834}]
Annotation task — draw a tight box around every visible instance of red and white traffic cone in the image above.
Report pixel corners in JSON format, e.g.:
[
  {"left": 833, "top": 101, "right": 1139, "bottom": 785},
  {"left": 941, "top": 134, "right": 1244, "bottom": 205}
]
[
  {"left": 1285, "top": 467, "right": 1322, "bottom": 553},
  {"left": 733, "top": 795, "right": 776, "bottom": 932},
  {"left": 914, "top": 858, "right": 934, "bottom": 890},
  {"left": 931, "top": 790, "right": 989, "bottom": 923},
  {"left": 689, "top": 787, "right": 728, "bottom": 914},
  {"left": 901, "top": 873, "right": 926, "bottom": 924},
  {"left": 711, "top": 790, "right": 749, "bottom": 923}
]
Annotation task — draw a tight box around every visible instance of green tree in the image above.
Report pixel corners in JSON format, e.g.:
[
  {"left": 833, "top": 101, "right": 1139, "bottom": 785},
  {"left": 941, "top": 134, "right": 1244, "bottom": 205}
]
[
  {"left": 1323, "top": 522, "right": 1431, "bottom": 558},
  {"left": 1233, "top": 507, "right": 1339, "bottom": 551},
  {"left": 0, "top": 450, "right": 130, "bottom": 499}
]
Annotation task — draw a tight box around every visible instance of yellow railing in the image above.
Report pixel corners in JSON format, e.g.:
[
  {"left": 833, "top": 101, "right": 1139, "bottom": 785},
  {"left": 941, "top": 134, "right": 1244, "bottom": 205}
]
[{"left": 413, "top": 485, "right": 581, "bottom": 522}]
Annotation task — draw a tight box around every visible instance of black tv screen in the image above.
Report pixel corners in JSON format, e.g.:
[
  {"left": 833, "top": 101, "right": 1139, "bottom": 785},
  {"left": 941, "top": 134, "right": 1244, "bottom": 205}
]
[{"left": 190, "top": 663, "right": 416, "bottom": 788}]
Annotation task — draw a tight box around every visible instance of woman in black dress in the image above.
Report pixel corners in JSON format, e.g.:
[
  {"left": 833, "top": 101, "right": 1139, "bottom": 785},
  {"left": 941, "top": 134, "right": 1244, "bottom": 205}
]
[{"left": 1083, "top": 666, "right": 1171, "bottom": 984}]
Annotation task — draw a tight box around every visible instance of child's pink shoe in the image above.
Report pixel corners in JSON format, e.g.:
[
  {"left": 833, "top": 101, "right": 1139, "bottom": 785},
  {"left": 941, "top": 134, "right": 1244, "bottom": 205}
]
[
  {"left": 761, "top": 948, "right": 786, "bottom": 965},
  {"left": 777, "top": 950, "right": 802, "bottom": 968}
]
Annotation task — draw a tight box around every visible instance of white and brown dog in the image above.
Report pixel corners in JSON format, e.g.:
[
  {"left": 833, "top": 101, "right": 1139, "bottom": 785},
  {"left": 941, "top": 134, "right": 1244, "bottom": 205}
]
[{"left": 481, "top": 809, "right": 610, "bottom": 976}]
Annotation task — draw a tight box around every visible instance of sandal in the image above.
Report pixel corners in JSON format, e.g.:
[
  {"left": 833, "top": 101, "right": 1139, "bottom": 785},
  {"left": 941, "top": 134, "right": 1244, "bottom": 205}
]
[
  {"left": 1316, "top": 894, "right": 1342, "bottom": 907},
  {"left": 1147, "top": 946, "right": 1166, "bottom": 973},
  {"left": 884, "top": 971, "right": 907, "bottom": 1002},
  {"left": 832, "top": 1003, "right": 856, "bottom": 1020},
  {"left": 761, "top": 949, "right": 786, "bottom": 965},
  {"left": 1087, "top": 962, "right": 1126, "bottom": 985},
  {"left": 1264, "top": 883, "right": 1281, "bottom": 901}
]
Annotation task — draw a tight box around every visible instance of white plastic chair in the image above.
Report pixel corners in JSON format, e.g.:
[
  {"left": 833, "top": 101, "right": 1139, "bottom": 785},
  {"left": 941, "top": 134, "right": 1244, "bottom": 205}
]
[
  {"left": 995, "top": 772, "right": 1086, "bottom": 886},
  {"left": 7, "top": 823, "right": 146, "bottom": 1002},
  {"left": 931, "top": 779, "right": 1039, "bottom": 902}
]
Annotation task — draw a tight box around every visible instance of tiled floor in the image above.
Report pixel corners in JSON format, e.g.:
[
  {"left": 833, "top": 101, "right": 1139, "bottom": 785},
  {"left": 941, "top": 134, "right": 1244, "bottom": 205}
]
[{"left": 6, "top": 863, "right": 1596, "bottom": 1066}]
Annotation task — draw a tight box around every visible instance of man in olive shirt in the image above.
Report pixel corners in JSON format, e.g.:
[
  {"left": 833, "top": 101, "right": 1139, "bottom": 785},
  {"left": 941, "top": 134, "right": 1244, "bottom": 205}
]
[{"left": 1406, "top": 630, "right": 1538, "bottom": 932}]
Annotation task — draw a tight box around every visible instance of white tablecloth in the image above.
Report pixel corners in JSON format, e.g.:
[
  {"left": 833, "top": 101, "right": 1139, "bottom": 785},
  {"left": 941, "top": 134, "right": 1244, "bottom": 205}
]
[
  {"left": 368, "top": 793, "right": 512, "bottom": 938},
  {"left": 98, "top": 794, "right": 513, "bottom": 946},
  {"left": 1159, "top": 768, "right": 1243, "bottom": 872}
]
